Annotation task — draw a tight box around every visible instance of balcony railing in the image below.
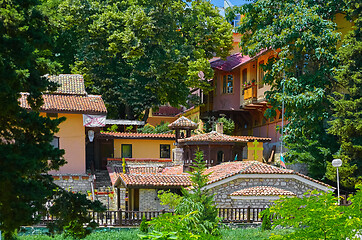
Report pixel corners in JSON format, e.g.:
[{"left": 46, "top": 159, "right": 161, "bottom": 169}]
[{"left": 243, "top": 85, "right": 257, "bottom": 101}]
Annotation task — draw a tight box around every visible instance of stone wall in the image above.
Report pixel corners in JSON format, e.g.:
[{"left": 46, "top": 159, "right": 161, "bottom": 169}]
[
  {"left": 230, "top": 199, "right": 275, "bottom": 209},
  {"left": 139, "top": 189, "right": 165, "bottom": 211},
  {"left": 209, "top": 176, "right": 324, "bottom": 208},
  {"left": 52, "top": 174, "right": 92, "bottom": 193}
]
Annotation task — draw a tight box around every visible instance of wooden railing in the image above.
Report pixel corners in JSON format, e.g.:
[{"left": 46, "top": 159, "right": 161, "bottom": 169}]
[
  {"left": 38, "top": 207, "right": 266, "bottom": 227},
  {"left": 218, "top": 207, "right": 265, "bottom": 223}
]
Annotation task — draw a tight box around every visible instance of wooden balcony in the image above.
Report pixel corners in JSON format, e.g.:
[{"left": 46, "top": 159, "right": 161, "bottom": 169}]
[{"left": 243, "top": 85, "right": 257, "bottom": 101}]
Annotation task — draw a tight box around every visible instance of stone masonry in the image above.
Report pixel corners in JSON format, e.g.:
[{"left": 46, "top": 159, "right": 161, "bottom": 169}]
[
  {"left": 209, "top": 176, "right": 325, "bottom": 208},
  {"left": 139, "top": 189, "right": 166, "bottom": 211},
  {"left": 52, "top": 174, "right": 92, "bottom": 193}
]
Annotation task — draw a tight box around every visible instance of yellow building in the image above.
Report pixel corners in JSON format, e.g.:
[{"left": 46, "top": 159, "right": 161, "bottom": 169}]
[{"left": 98, "top": 132, "right": 176, "bottom": 163}]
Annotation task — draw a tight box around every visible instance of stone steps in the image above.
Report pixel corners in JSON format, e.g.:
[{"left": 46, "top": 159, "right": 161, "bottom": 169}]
[{"left": 94, "top": 170, "right": 112, "bottom": 188}]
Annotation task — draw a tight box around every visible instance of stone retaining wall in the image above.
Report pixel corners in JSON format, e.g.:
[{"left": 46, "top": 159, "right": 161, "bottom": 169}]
[
  {"left": 209, "top": 176, "right": 323, "bottom": 208},
  {"left": 52, "top": 174, "right": 92, "bottom": 193}
]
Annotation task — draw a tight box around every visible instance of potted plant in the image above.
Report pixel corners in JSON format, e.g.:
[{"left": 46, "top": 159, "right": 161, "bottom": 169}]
[{"left": 252, "top": 79, "right": 256, "bottom": 85}]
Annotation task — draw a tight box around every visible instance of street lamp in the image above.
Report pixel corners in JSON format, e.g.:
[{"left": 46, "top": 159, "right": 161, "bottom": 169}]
[{"left": 332, "top": 158, "right": 343, "bottom": 205}]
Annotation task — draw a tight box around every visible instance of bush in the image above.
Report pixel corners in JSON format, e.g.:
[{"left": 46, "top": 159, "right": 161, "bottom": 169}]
[{"left": 139, "top": 216, "right": 149, "bottom": 233}]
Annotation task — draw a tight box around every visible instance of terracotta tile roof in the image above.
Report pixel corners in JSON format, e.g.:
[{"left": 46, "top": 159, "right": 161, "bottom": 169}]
[
  {"left": 20, "top": 93, "right": 107, "bottom": 114},
  {"left": 113, "top": 165, "right": 186, "bottom": 175},
  {"left": 210, "top": 50, "right": 268, "bottom": 72},
  {"left": 178, "top": 131, "right": 247, "bottom": 143},
  {"left": 97, "top": 132, "right": 175, "bottom": 140},
  {"left": 48, "top": 74, "right": 86, "bottom": 95},
  {"left": 161, "top": 165, "right": 184, "bottom": 175},
  {"left": 168, "top": 116, "right": 198, "bottom": 129},
  {"left": 152, "top": 106, "right": 183, "bottom": 116},
  {"left": 234, "top": 136, "right": 272, "bottom": 142},
  {"left": 204, "top": 161, "right": 331, "bottom": 188},
  {"left": 210, "top": 53, "right": 252, "bottom": 72},
  {"left": 230, "top": 186, "right": 296, "bottom": 196},
  {"left": 118, "top": 174, "right": 191, "bottom": 188}
]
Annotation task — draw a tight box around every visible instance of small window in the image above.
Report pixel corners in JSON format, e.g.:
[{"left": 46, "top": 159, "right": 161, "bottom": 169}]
[
  {"left": 160, "top": 144, "right": 171, "bottom": 158},
  {"left": 51, "top": 136, "right": 59, "bottom": 149},
  {"left": 121, "top": 144, "right": 132, "bottom": 158},
  {"left": 222, "top": 74, "right": 233, "bottom": 94},
  {"left": 259, "top": 61, "right": 265, "bottom": 89},
  {"left": 242, "top": 69, "right": 247, "bottom": 95},
  {"left": 46, "top": 113, "right": 58, "bottom": 118}
]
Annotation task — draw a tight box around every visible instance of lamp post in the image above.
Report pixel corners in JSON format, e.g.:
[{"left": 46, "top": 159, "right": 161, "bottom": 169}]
[{"left": 332, "top": 158, "right": 343, "bottom": 205}]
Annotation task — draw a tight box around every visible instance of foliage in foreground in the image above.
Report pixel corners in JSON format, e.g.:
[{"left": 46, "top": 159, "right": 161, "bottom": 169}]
[
  {"left": 18, "top": 227, "right": 294, "bottom": 240},
  {"left": 267, "top": 186, "right": 362, "bottom": 240},
  {"left": 140, "top": 151, "right": 220, "bottom": 239},
  {"left": 47, "top": 189, "right": 105, "bottom": 239}
]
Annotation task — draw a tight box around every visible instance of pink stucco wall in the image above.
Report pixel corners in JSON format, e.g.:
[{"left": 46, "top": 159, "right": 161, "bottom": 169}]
[
  {"left": 49, "top": 113, "right": 86, "bottom": 174},
  {"left": 213, "top": 69, "right": 241, "bottom": 111}
]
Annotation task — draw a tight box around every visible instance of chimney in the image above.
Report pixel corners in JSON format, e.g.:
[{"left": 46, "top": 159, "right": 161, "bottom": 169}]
[{"left": 216, "top": 122, "right": 223, "bottom": 134}]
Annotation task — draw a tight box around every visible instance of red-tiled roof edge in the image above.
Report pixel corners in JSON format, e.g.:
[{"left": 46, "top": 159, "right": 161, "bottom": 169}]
[{"left": 97, "top": 132, "right": 175, "bottom": 139}]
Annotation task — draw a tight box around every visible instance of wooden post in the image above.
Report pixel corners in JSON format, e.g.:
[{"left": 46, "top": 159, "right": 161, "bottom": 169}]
[
  {"left": 118, "top": 209, "right": 122, "bottom": 226},
  {"left": 247, "top": 206, "right": 251, "bottom": 223}
]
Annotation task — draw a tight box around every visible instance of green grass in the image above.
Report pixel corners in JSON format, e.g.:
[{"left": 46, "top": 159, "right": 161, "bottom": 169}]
[
  {"left": 220, "top": 227, "right": 293, "bottom": 240},
  {"left": 18, "top": 227, "right": 293, "bottom": 239}
]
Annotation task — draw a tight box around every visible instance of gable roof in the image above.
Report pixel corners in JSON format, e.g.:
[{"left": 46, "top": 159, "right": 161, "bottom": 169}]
[
  {"left": 97, "top": 132, "right": 175, "bottom": 140},
  {"left": 210, "top": 50, "right": 268, "bottom": 72},
  {"left": 111, "top": 165, "right": 190, "bottom": 188},
  {"left": 48, "top": 74, "right": 86, "bottom": 95},
  {"left": 20, "top": 93, "right": 107, "bottom": 114},
  {"left": 210, "top": 53, "right": 252, "bottom": 72},
  {"left": 168, "top": 116, "right": 198, "bottom": 129},
  {"left": 178, "top": 131, "right": 247, "bottom": 143},
  {"left": 230, "top": 186, "right": 296, "bottom": 196},
  {"left": 204, "top": 161, "right": 331, "bottom": 188}
]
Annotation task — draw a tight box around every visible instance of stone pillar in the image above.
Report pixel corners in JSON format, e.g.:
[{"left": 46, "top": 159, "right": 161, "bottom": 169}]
[
  {"left": 172, "top": 147, "right": 184, "bottom": 165},
  {"left": 216, "top": 122, "right": 223, "bottom": 134}
]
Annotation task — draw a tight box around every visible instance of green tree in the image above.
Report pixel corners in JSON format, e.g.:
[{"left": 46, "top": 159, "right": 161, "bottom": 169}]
[
  {"left": 143, "top": 151, "right": 220, "bottom": 239},
  {"left": 0, "top": 1, "right": 105, "bottom": 238},
  {"left": 228, "top": 0, "right": 342, "bottom": 179},
  {"left": 326, "top": 1, "right": 362, "bottom": 189},
  {"left": 46, "top": 0, "right": 233, "bottom": 120},
  {"left": 0, "top": 0, "right": 65, "bottom": 238},
  {"left": 138, "top": 122, "right": 172, "bottom": 134},
  {"left": 267, "top": 188, "right": 362, "bottom": 240},
  {"left": 47, "top": 189, "right": 105, "bottom": 239}
]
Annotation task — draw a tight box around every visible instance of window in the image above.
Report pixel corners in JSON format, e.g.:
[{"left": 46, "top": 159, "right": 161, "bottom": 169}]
[
  {"left": 51, "top": 136, "right": 59, "bottom": 149},
  {"left": 46, "top": 113, "right": 58, "bottom": 118},
  {"left": 160, "top": 144, "right": 171, "bottom": 158},
  {"left": 121, "top": 144, "right": 132, "bottom": 158},
  {"left": 242, "top": 69, "right": 247, "bottom": 95},
  {"left": 259, "top": 61, "right": 265, "bottom": 89},
  {"left": 222, "top": 74, "right": 233, "bottom": 94}
]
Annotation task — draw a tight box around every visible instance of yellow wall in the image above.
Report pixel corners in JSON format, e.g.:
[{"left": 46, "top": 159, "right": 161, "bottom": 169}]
[
  {"left": 246, "top": 141, "right": 264, "bottom": 162},
  {"left": 114, "top": 139, "right": 175, "bottom": 159},
  {"left": 44, "top": 113, "right": 86, "bottom": 174},
  {"left": 334, "top": 13, "right": 354, "bottom": 43}
]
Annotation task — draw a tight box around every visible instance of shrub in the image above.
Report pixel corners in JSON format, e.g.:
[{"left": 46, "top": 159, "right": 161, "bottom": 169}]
[{"left": 139, "top": 216, "right": 149, "bottom": 233}]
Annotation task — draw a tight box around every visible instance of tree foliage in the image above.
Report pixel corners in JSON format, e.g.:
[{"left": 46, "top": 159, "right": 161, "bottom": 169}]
[
  {"left": 137, "top": 122, "right": 172, "bottom": 134},
  {"left": 0, "top": 0, "right": 65, "bottom": 238},
  {"left": 142, "top": 151, "right": 220, "bottom": 239},
  {"left": 46, "top": 0, "right": 233, "bottom": 120},
  {"left": 47, "top": 189, "right": 105, "bottom": 239},
  {"left": 326, "top": 0, "right": 362, "bottom": 188},
  {"left": 267, "top": 187, "right": 362, "bottom": 240},
  {"left": 228, "top": 0, "right": 343, "bottom": 179}
]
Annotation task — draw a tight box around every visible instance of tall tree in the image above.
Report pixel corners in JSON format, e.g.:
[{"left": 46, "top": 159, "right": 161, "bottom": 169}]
[
  {"left": 0, "top": 1, "right": 103, "bottom": 238},
  {"left": 0, "top": 0, "right": 65, "bottom": 238},
  {"left": 228, "top": 0, "right": 343, "bottom": 179},
  {"left": 46, "top": 0, "right": 233, "bottom": 120},
  {"left": 326, "top": 0, "right": 362, "bottom": 189}
]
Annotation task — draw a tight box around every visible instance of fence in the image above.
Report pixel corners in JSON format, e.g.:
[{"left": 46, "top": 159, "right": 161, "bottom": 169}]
[{"left": 38, "top": 207, "right": 266, "bottom": 227}]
